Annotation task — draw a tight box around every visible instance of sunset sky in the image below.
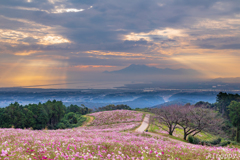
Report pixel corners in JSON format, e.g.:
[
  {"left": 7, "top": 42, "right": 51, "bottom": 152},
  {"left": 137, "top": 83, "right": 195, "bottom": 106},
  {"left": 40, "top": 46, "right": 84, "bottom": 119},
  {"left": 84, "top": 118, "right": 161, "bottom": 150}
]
[{"left": 0, "top": 0, "right": 240, "bottom": 88}]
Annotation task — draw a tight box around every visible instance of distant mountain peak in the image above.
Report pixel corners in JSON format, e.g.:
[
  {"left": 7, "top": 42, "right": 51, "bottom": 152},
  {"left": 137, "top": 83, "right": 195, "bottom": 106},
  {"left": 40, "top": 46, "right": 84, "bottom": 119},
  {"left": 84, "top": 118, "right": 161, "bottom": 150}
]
[{"left": 103, "top": 64, "right": 199, "bottom": 75}]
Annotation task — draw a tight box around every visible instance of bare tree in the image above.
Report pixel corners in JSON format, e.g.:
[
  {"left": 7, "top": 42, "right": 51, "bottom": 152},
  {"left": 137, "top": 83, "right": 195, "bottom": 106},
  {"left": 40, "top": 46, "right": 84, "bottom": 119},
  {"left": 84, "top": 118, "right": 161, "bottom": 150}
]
[
  {"left": 151, "top": 105, "right": 224, "bottom": 140},
  {"left": 178, "top": 105, "right": 224, "bottom": 140},
  {"left": 150, "top": 105, "right": 181, "bottom": 135}
]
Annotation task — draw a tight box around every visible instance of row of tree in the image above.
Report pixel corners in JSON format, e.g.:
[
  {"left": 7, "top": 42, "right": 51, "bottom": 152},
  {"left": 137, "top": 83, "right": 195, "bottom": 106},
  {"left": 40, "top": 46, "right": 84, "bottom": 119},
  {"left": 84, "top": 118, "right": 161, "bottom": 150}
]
[
  {"left": 151, "top": 92, "right": 240, "bottom": 142},
  {"left": 96, "top": 104, "right": 132, "bottom": 111},
  {"left": 0, "top": 100, "right": 92, "bottom": 130},
  {"left": 150, "top": 105, "right": 224, "bottom": 140},
  {"left": 213, "top": 92, "right": 240, "bottom": 142}
]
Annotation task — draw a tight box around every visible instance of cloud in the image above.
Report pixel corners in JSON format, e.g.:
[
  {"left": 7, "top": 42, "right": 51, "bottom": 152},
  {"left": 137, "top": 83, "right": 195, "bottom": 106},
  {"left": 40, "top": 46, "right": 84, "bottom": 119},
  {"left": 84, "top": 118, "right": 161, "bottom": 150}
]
[
  {"left": 124, "top": 28, "right": 188, "bottom": 42},
  {"left": 0, "top": 28, "right": 71, "bottom": 45},
  {"left": 219, "top": 44, "right": 240, "bottom": 50},
  {"left": 73, "top": 65, "right": 116, "bottom": 69},
  {"left": 52, "top": 8, "right": 84, "bottom": 13},
  {"left": 1, "top": 0, "right": 240, "bottom": 86},
  {"left": 14, "top": 50, "right": 42, "bottom": 56}
]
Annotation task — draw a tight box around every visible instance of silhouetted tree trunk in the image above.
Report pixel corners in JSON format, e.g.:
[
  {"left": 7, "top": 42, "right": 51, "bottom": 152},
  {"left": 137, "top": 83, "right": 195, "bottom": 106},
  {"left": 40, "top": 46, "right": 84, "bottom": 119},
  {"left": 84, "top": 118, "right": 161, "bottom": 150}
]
[
  {"left": 150, "top": 105, "right": 181, "bottom": 136},
  {"left": 178, "top": 105, "right": 224, "bottom": 140}
]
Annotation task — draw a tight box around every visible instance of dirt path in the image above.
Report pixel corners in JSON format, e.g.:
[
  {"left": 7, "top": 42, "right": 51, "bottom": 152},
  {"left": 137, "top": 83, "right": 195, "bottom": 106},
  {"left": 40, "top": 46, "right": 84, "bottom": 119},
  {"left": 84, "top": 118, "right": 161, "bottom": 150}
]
[
  {"left": 135, "top": 114, "right": 150, "bottom": 133},
  {"left": 81, "top": 115, "right": 94, "bottom": 127}
]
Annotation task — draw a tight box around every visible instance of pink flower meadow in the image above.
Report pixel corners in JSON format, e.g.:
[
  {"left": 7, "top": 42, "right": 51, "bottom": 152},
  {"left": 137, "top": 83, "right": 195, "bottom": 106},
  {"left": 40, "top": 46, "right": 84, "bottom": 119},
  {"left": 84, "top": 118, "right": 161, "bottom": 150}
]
[
  {"left": 89, "top": 110, "right": 143, "bottom": 126},
  {"left": 0, "top": 110, "right": 239, "bottom": 159}
]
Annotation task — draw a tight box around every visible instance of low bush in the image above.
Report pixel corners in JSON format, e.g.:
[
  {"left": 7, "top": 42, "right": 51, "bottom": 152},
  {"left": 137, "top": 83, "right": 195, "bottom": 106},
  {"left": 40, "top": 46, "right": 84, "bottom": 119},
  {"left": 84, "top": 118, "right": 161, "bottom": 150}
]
[
  {"left": 188, "top": 135, "right": 194, "bottom": 143},
  {"left": 219, "top": 141, "right": 230, "bottom": 147},
  {"left": 57, "top": 112, "right": 87, "bottom": 129},
  {"left": 188, "top": 135, "right": 200, "bottom": 144},
  {"left": 209, "top": 138, "right": 222, "bottom": 145}
]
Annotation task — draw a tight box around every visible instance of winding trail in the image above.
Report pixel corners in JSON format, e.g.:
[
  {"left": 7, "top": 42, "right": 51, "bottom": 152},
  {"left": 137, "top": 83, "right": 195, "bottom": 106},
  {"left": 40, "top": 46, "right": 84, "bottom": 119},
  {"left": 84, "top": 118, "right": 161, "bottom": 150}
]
[
  {"left": 135, "top": 114, "right": 150, "bottom": 133},
  {"left": 81, "top": 115, "right": 94, "bottom": 127}
]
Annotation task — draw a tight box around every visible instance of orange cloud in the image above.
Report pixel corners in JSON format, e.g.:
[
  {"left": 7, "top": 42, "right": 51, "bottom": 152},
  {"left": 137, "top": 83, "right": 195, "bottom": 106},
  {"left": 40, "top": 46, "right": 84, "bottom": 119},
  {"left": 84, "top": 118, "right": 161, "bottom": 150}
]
[{"left": 15, "top": 50, "right": 42, "bottom": 56}]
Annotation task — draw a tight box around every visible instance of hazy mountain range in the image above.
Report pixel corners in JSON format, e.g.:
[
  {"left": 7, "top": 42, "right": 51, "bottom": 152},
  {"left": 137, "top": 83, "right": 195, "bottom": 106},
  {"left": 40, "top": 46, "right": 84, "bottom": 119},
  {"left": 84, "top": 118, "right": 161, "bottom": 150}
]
[
  {"left": 104, "top": 64, "right": 200, "bottom": 75},
  {"left": 211, "top": 77, "right": 240, "bottom": 83}
]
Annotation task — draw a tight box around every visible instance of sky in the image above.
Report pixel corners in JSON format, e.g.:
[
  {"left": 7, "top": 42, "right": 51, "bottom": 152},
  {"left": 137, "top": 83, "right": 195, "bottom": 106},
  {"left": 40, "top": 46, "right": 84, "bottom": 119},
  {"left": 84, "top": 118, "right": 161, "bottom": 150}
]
[{"left": 0, "top": 0, "right": 240, "bottom": 88}]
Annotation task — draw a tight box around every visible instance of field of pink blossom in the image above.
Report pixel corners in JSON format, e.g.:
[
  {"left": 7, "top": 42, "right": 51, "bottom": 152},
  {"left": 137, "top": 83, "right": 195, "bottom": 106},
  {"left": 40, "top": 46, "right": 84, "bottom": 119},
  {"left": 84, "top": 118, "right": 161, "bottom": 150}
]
[
  {"left": 0, "top": 110, "right": 240, "bottom": 159},
  {"left": 1, "top": 127, "right": 240, "bottom": 159},
  {"left": 89, "top": 110, "right": 143, "bottom": 126},
  {"left": 84, "top": 122, "right": 141, "bottom": 132}
]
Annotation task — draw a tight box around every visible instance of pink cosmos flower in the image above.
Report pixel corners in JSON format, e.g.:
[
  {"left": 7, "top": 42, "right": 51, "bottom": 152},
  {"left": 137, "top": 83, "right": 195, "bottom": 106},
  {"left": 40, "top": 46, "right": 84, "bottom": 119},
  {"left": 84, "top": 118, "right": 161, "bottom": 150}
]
[{"left": 1, "top": 149, "right": 8, "bottom": 156}]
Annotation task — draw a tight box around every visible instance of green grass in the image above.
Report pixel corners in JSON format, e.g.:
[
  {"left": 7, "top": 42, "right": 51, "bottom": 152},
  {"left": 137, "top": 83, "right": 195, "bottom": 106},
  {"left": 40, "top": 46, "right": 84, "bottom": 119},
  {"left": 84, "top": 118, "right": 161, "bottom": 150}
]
[
  {"left": 142, "top": 113, "right": 146, "bottom": 121},
  {"left": 148, "top": 124, "right": 159, "bottom": 132},
  {"left": 166, "top": 134, "right": 188, "bottom": 143},
  {"left": 147, "top": 124, "right": 188, "bottom": 143},
  {"left": 195, "top": 131, "right": 217, "bottom": 141},
  {"left": 135, "top": 110, "right": 155, "bottom": 116}
]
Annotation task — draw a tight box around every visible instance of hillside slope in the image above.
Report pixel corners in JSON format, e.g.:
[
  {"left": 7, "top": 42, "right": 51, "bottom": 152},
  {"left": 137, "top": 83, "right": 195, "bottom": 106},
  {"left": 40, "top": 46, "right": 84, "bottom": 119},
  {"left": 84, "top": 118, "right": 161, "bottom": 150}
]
[{"left": 0, "top": 110, "right": 239, "bottom": 159}]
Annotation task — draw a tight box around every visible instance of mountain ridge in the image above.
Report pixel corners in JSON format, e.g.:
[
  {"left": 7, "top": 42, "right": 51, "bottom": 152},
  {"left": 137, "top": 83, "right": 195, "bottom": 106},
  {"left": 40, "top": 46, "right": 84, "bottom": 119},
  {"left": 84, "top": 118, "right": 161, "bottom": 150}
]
[{"left": 103, "top": 64, "right": 200, "bottom": 75}]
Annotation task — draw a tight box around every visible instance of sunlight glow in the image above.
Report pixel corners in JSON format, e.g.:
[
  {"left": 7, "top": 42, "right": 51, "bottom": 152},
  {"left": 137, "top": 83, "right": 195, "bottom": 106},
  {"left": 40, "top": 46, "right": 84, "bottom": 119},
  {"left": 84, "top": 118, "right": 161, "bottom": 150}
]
[
  {"left": 0, "top": 59, "right": 68, "bottom": 88},
  {"left": 38, "top": 35, "right": 70, "bottom": 45},
  {"left": 15, "top": 50, "right": 41, "bottom": 56},
  {"left": 74, "top": 65, "right": 116, "bottom": 69},
  {"left": 171, "top": 54, "right": 240, "bottom": 78}
]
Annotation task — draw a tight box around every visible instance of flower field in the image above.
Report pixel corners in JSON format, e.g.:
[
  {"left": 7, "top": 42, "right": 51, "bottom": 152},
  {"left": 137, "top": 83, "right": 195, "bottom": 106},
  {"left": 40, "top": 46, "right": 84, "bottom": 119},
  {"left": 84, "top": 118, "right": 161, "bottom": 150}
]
[
  {"left": 0, "top": 110, "right": 240, "bottom": 159},
  {"left": 84, "top": 122, "right": 140, "bottom": 132},
  {"left": 89, "top": 110, "right": 143, "bottom": 126}
]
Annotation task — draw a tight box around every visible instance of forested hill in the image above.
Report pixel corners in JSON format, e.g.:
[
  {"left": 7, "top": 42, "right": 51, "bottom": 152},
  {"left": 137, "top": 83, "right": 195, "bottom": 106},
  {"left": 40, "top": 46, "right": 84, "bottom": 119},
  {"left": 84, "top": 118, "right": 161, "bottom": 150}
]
[{"left": 0, "top": 100, "right": 91, "bottom": 130}]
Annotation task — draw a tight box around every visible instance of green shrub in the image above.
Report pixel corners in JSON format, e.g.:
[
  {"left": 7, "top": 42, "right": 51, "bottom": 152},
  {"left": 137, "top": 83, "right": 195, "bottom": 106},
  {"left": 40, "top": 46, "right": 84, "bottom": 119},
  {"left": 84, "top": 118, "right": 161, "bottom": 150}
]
[
  {"left": 201, "top": 138, "right": 222, "bottom": 146},
  {"left": 188, "top": 135, "right": 194, "bottom": 144},
  {"left": 219, "top": 141, "right": 230, "bottom": 147},
  {"left": 210, "top": 138, "right": 221, "bottom": 145},
  {"left": 188, "top": 135, "right": 201, "bottom": 144},
  {"left": 57, "top": 113, "right": 87, "bottom": 129},
  {"left": 193, "top": 137, "right": 200, "bottom": 144},
  {"left": 230, "top": 141, "right": 237, "bottom": 145},
  {"left": 57, "top": 122, "right": 66, "bottom": 129}
]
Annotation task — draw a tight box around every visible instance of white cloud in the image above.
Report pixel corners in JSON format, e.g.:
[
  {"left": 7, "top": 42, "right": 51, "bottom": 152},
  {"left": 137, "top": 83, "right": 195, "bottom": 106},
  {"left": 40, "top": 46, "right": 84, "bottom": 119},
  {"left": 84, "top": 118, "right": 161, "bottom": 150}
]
[
  {"left": 212, "top": 2, "right": 233, "bottom": 12},
  {"left": 0, "top": 29, "right": 71, "bottom": 45},
  {"left": 0, "top": 5, "right": 85, "bottom": 14},
  {"left": 0, "top": 16, "right": 71, "bottom": 46},
  {"left": 124, "top": 28, "right": 188, "bottom": 41},
  {"left": 0, "top": 6, "right": 49, "bottom": 13},
  {"left": 157, "top": 3, "right": 164, "bottom": 7},
  {"left": 52, "top": 8, "right": 85, "bottom": 13},
  {"left": 48, "top": 0, "right": 66, "bottom": 4}
]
